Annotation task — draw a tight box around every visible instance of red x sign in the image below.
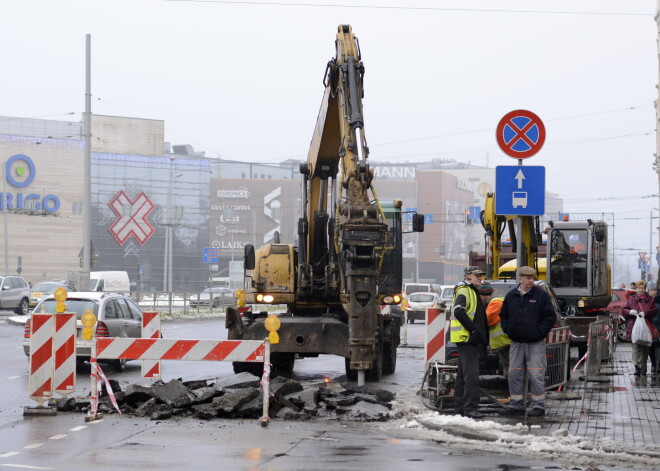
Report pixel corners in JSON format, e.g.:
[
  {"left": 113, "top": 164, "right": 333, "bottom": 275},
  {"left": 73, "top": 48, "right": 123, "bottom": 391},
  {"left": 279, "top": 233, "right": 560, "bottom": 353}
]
[
  {"left": 108, "top": 190, "right": 156, "bottom": 246},
  {"left": 496, "top": 110, "right": 546, "bottom": 159}
]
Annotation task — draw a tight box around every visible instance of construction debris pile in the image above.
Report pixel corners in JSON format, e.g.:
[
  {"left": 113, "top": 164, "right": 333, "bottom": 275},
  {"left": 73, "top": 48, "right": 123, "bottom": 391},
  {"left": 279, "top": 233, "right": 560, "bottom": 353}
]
[{"left": 56, "top": 372, "right": 398, "bottom": 422}]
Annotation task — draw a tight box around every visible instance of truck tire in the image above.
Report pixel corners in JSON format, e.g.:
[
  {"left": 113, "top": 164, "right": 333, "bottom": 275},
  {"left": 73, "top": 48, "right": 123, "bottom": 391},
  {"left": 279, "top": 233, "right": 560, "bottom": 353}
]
[
  {"left": 382, "top": 340, "right": 397, "bottom": 375},
  {"left": 271, "top": 353, "right": 295, "bottom": 372},
  {"left": 365, "top": 340, "right": 383, "bottom": 382},
  {"left": 344, "top": 359, "right": 357, "bottom": 381},
  {"left": 232, "top": 361, "right": 263, "bottom": 376}
]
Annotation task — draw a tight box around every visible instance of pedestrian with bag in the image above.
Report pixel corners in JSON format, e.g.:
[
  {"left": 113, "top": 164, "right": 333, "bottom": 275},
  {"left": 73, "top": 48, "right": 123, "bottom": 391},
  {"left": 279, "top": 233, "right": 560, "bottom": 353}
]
[
  {"left": 478, "top": 282, "right": 512, "bottom": 377},
  {"left": 622, "top": 280, "right": 658, "bottom": 376},
  {"left": 450, "top": 266, "right": 488, "bottom": 419},
  {"left": 499, "top": 266, "right": 556, "bottom": 417}
]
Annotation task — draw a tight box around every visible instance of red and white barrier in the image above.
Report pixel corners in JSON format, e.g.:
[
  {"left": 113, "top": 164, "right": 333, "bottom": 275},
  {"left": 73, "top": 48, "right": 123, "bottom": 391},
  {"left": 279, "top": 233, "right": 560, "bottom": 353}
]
[
  {"left": 424, "top": 307, "right": 446, "bottom": 367},
  {"left": 28, "top": 314, "right": 55, "bottom": 404},
  {"left": 545, "top": 326, "right": 570, "bottom": 345},
  {"left": 53, "top": 313, "right": 76, "bottom": 396},
  {"left": 141, "top": 312, "right": 161, "bottom": 379},
  {"left": 95, "top": 338, "right": 265, "bottom": 362}
]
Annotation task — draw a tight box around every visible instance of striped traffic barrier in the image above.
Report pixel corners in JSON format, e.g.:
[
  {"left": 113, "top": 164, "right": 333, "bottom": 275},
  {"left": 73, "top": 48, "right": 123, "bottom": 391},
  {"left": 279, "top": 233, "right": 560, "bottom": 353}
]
[
  {"left": 53, "top": 313, "right": 76, "bottom": 396},
  {"left": 545, "top": 326, "right": 570, "bottom": 345},
  {"left": 424, "top": 307, "right": 446, "bottom": 367},
  {"left": 141, "top": 312, "right": 161, "bottom": 379},
  {"left": 28, "top": 313, "right": 55, "bottom": 406}
]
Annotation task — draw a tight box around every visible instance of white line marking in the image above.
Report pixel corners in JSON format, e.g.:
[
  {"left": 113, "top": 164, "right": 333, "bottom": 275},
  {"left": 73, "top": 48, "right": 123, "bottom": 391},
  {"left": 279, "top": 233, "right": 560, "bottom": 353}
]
[
  {"left": 48, "top": 434, "right": 67, "bottom": 440},
  {"left": 0, "top": 452, "right": 20, "bottom": 458},
  {"left": 2, "top": 464, "right": 54, "bottom": 469},
  {"left": 22, "top": 444, "right": 42, "bottom": 450},
  {"left": 8, "top": 376, "right": 22, "bottom": 379},
  {"left": 69, "top": 426, "right": 86, "bottom": 432}
]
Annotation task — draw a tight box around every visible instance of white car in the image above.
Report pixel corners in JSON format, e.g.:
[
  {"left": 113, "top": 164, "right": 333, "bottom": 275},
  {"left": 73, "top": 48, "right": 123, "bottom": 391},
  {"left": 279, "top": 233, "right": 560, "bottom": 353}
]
[{"left": 405, "top": 292, "right": 444, "bottom": 324}]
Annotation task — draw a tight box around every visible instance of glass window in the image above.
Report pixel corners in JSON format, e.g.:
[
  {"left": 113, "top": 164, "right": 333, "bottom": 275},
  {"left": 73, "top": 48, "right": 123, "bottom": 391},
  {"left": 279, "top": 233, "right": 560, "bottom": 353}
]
[
  {"left": 35, "top": 299, "right": 98, "bottom": 318},
  {"left": 116, "top": 299, "right": 132, "bottom": 319},
  {"left": 122, "top": 298, "right": 143, "bottom": 320},
  {"left": 104, "top": 300, "right": 119, "bottom": 319}
]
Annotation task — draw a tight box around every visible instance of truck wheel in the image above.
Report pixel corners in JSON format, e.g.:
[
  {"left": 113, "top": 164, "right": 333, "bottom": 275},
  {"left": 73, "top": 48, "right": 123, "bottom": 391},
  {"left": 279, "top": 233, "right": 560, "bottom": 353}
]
[
  {"left": 382, "top": 340, "right": 397, "bottom": 375},
  {"left": 344, "top": 359, "right": 357, "bottom": 381},
  {"left": 272, "top": 353, "right": 295, "bottom": 372},
  {"left": 233, "top": 361, "right": 263, "bottom": 376},
  {"left": 15, "top": 298, "right": 29, "bottom": 315},
  {"left": 365, "top": 340, "right": 384, "bottom": 382}
]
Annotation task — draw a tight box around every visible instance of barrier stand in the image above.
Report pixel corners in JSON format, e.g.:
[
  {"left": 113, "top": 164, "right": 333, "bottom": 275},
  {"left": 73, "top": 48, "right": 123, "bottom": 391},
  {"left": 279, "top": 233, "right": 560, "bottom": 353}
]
[
  {"left": 24, "top": 313, "right": 57, "bottom": 416},
  {"left": 85, "top": 340, "right": 103, "bottom": 422},
  {"left": 260, "top": 340, "right": 271, "bottom": 427}
]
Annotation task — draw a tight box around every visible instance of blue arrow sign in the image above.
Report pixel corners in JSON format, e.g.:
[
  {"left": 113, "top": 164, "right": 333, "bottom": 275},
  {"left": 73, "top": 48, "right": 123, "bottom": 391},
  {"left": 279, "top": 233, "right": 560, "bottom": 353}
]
[
  {"left": 203, "top": 247, "right": 219, "bottom": 264},
  {"left": 495, "top": 166, "right": 545, "bottom": 216}
]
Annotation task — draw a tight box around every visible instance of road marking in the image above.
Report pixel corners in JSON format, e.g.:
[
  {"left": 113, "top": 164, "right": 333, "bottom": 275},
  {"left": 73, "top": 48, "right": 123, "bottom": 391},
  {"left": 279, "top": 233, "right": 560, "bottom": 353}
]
[
  {"left": 3, "top": 464, "right": 54, "bottom": 469},
  {"left": 0, "top": 452, "right": 20, "bottom": 458},
  {"left": 69, "top": 426, "right": 86, "bottom": 432},
  {"left": 48, "top": 434, "right": 67, "bottom": 440},
  {"left": 23, "top": 444, "right": 42, "bottom": 449},
  {"left": 8, "top": 376, "right": 22, "bottom": 379}
]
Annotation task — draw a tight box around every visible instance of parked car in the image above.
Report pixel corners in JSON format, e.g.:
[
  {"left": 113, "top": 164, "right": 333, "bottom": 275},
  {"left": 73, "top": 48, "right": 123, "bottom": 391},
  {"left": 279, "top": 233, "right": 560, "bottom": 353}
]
[
  {"left": 23, "top": 291, "right": 145, "bottom": 370},
  {"left": 405, "top": 291, "right": 444, "bottom": 323},
  {"left": 608, "top": 288, "right": 632, "bottom": 343},
  {"left": 0, "top": 275, "right": 30, "bottom": 315},
  {"left": 445, "top": 280, "right": 564, "bottom": 374},
  {"left": 188, "top": 287, "right": 235, "bottom": 308},
  {"left": 438, "top": 285, "right": 455, "bottom": 310},
  {"left": 29, "top": 281, "right": 74, "bottom": 308}
]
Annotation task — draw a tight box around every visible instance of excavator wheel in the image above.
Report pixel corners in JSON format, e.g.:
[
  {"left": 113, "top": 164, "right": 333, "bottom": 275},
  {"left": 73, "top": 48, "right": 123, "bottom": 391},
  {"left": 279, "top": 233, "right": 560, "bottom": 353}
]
[
  {"left": 382, "top": 339, "right": 397, "bottom": 375},
  {"left": 344, "top": 358, "right": 358, "bottom": 382},
  {"left": 271, "top": 353, "right": 295, "bottom": 372},
  {"left": 232, "top": 361, "right": 263, "bottom": 377},
  {"left": 365, "top": 340, "right": 384, "bottom": 382}
]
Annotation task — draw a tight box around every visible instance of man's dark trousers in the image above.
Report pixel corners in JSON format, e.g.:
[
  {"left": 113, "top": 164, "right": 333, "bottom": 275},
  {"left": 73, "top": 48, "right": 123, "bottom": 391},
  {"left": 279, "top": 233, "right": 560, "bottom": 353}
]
[{"left": 454, "top": 343, "right": 480, "bottom": 414}]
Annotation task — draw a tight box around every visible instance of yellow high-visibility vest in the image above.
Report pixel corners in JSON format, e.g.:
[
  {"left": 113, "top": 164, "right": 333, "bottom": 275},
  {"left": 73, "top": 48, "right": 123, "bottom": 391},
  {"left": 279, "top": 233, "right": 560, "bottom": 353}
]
[
  {"left": 450, "top": 284, "right": 477, "bottom": 343},
  {"left": 487, "top": 296, "right": 512, "bottom": 350}
]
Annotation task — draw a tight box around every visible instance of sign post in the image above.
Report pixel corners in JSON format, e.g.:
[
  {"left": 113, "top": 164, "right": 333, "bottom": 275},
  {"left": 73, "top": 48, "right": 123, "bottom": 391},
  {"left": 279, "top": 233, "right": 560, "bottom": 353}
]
[
  {"left": 495, "top": 110, "right": 546, "bottom": 272},
  {"left": 203, "top": 247, "right": 219, "bottom": 294}
]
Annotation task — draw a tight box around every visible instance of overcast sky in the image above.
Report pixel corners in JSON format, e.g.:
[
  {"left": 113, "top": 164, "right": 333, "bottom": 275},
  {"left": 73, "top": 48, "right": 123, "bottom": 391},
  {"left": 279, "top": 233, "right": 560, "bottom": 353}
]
[{"left": 1, "top": 0, "right": 658, "bottom": 281}]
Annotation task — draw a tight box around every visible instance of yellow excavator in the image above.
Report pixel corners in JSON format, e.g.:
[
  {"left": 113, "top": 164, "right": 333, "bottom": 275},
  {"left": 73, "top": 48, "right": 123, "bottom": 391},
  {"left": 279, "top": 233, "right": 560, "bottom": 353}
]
[{"left": 226, "top": 25, "right": 424, "bottom": 385}]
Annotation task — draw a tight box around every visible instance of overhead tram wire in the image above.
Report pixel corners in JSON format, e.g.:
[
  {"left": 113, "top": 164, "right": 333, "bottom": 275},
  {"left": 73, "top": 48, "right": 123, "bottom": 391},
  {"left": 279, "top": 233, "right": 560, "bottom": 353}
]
[{"left": 166, "top": 0, "right": 651, "bottom": 17}]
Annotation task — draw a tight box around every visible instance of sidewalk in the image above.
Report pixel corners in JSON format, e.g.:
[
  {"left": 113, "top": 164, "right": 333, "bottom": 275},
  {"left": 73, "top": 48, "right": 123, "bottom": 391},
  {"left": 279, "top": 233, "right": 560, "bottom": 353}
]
[{"left": 504, "top": 343, "right": 660, "bottom": 444}]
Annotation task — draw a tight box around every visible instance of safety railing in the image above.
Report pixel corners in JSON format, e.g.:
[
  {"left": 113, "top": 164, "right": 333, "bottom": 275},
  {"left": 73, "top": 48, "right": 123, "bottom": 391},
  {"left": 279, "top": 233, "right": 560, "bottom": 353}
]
[
  {"left": 544, "top": 326, "right": 571, "bottom": 391},
  {"left": 130, "top": 291, "right": 236, "bottom": 316}
]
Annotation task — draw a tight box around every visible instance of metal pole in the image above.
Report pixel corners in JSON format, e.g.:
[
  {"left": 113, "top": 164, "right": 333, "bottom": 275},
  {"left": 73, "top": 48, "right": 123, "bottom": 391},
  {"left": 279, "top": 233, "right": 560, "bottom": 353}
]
[
  {"left": 83, "top": 34, "right": 92, "bottom": 273},
  {"left": 516, "top": 159, "right": 524, "bottom": 271},
  {"left": 2, "top": 165, "right": 8, "bottom": 274},
  {"left": 656, "top": 0, "right": 660, "bottom": 287}
]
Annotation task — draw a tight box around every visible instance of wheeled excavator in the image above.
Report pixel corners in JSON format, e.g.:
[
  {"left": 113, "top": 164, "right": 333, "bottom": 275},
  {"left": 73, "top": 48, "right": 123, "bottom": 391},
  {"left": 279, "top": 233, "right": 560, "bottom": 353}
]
[{"left": 225, "top": 25, "right": 424, "bottom": 386}]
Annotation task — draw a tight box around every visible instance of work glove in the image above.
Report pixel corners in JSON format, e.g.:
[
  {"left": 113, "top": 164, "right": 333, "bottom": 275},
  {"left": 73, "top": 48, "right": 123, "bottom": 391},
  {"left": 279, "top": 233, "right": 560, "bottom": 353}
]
[{"left": 629, "top": 310, "right": 638, "bottom": 316}]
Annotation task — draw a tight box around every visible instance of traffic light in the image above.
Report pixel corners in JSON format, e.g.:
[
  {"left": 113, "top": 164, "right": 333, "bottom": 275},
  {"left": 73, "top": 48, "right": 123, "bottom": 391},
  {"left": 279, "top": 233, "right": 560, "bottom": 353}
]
[{"left": 465, "top": 208, "right": 472, "bottom": 225}]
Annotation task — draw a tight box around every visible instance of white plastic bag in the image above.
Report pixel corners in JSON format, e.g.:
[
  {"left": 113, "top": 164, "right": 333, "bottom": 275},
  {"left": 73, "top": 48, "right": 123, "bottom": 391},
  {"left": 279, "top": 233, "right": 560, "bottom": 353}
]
[{"left": 631, "top": 317, "right": 653, "bottom": 346}]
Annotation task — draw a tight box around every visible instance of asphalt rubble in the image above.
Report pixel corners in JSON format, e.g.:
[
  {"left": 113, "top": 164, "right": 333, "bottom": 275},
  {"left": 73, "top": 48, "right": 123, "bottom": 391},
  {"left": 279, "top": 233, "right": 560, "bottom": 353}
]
[{"left": 55, "top": 372, "right": 401, "bottom": 422}]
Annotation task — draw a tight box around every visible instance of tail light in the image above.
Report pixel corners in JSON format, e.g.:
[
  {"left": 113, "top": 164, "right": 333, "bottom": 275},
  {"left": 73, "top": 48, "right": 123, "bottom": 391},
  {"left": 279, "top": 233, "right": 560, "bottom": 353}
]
[
  {"left": 24, "top": 319, "right": 31, "bottom": 339},
  {"left": 95, "top": 321, "right": 110, "bottom": 337}
]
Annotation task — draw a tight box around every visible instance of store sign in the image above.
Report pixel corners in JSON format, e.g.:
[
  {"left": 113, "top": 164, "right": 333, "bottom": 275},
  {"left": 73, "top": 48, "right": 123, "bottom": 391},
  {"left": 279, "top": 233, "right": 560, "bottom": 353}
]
[
  {"left": 1, "top": 154, "right": 61, "bottom": 213},
  {"left": 108, "top": 190, "right": 155, "bottom": 246},
  {"left": 217, "top": 187, "right": 250, "bottom": 199}
]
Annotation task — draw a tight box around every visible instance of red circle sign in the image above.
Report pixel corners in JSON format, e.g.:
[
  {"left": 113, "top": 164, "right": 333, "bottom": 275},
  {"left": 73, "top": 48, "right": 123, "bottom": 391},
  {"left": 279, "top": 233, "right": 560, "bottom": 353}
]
[{"left": 496, "top": 110, "right": 546, "bottom": 159}]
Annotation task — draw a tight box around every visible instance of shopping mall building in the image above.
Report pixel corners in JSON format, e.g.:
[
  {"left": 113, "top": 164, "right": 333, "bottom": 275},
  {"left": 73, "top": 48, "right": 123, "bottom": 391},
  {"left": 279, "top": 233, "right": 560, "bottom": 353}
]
[{"left": 0, "top": 115, "right": 562, "bottom": 292}]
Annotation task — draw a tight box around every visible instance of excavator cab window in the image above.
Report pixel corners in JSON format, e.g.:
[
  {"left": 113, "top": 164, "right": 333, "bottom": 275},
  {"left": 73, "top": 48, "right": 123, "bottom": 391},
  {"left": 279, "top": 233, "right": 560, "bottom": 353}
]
[{"left": 549, "top": 229, "right": 588, "bottom": 289}]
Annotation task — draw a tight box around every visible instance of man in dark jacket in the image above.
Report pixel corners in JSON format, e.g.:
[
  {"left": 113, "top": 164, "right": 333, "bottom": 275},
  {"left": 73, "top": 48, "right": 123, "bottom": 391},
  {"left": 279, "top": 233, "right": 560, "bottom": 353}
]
[
  {"left": 450, "top": 266, "right": 489, "bottom": 419},
  {"left": 499, "top": 266, "right": 556, "bottom": 417}
]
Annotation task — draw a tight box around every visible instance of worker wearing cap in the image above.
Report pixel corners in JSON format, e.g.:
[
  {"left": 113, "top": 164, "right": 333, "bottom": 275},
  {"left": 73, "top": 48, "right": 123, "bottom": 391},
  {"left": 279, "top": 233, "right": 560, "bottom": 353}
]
[
  {"left": 499, "top": 266, "right": 556, "bottom": 417},
  {"left": 450, "top": 266, "right": 488, "bottom": 419},
  {"left": 478, "top": 282, "right": 512, "bottom": 377}
]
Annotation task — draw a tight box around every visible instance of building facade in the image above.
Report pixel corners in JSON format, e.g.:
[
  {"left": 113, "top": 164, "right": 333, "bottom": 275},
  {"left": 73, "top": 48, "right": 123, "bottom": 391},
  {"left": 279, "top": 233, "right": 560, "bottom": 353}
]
[{"left": 0, "top": 115, "right": 563, "bottom": 291}]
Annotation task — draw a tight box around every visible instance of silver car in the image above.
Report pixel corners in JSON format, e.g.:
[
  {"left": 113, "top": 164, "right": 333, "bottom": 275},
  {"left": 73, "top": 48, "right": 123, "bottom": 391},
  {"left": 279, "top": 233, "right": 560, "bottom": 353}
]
[
  {"left": 23, "top": 291, "right": 144, "bottom": 370},
  {"left": 0, "top": 275, "right": 30, "bottom": 315},
  {"left": 406, "top": 292, "right": 443, "bottom": 324}
]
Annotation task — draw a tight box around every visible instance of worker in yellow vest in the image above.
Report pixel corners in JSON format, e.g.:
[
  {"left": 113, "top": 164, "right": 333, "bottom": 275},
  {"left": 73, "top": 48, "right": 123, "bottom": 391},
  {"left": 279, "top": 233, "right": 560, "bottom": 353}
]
[
  {"left": 450, "top": 266, "right": 488, "bottom": 419},
  {"left": 477, "top": 282, "right": 512, "bottom": 377}
]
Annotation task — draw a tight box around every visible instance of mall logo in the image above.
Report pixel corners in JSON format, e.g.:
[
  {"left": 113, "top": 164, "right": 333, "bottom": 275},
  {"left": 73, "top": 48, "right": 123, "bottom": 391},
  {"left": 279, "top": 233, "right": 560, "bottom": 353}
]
[{"left": 1, "top": 154, "right": 60, "bottom": 213}]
